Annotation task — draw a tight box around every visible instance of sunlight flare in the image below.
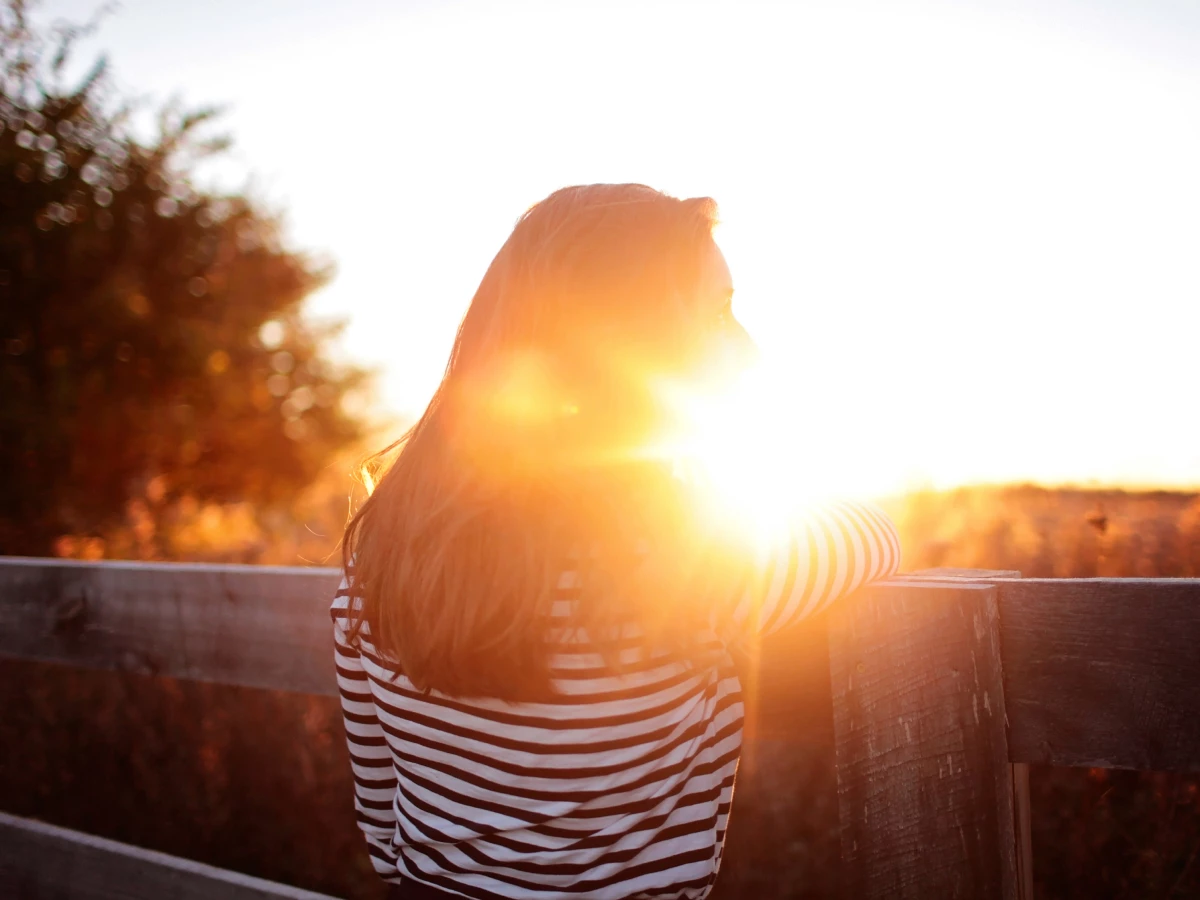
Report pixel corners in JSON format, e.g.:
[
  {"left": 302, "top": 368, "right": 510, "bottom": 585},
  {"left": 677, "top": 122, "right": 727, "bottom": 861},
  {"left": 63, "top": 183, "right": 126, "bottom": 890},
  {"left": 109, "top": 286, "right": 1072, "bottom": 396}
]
[{"left": 659, "top": 364, "right": 837, "bottom": 545}]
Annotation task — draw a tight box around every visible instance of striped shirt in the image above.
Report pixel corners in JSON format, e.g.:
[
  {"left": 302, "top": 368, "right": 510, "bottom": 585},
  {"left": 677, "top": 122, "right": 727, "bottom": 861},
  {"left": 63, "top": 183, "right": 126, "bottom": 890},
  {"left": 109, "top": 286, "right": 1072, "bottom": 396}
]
[{"left": 332, "top": 500, "right": 901, "bottom": 899}]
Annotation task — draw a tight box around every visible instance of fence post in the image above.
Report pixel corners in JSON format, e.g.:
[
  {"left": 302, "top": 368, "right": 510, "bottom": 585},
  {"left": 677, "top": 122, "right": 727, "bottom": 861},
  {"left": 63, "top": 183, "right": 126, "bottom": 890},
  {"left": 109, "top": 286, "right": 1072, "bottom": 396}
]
[{"left": 827, "top": 574, "right": 1025, "bottom": 899}]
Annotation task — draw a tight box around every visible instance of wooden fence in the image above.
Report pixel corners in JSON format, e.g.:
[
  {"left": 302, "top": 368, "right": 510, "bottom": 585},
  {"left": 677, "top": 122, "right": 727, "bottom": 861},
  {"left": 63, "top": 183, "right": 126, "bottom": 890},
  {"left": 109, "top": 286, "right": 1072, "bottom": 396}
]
[{"left": 0, "top": 556, "right": 1198, "bottom": 898}]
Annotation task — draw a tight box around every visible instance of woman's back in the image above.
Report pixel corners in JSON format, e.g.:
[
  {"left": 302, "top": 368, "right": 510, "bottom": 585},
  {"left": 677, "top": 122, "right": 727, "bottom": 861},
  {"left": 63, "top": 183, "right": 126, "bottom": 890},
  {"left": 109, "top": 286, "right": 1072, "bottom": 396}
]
[{"left": 333, "top": 500, "right": 900, "bottom": 899}]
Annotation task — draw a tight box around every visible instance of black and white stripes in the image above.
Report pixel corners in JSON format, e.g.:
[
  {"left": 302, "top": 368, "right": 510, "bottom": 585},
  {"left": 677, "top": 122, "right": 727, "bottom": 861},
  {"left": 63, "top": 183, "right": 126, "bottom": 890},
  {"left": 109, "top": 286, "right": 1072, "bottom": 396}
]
[{"left": 332, "top": 500, "right": 900, "bottom": 899}]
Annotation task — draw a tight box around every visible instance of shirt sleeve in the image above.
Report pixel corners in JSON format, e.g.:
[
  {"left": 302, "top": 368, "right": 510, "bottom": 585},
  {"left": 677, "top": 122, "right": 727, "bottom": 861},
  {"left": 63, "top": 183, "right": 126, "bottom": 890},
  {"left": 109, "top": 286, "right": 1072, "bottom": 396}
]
[
  {"left": 722, "top": 499, "right": 901, "bottom": 641},
  {"left": 331, "top": 573, "right": 400, "bottom": 874}
]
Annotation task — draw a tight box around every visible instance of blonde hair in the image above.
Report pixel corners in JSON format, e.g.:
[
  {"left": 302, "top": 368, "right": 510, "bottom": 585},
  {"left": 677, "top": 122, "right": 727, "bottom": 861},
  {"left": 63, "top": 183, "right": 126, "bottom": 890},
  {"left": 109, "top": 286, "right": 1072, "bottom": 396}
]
[{"left": 343, "top": 184, "right": 739, "bottom": 699}]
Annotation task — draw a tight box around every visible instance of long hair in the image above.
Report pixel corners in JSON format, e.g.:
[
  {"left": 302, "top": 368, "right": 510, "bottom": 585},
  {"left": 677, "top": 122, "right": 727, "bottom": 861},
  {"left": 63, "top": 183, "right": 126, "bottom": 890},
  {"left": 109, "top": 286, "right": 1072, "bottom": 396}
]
[{"left": 342, "top": 184, "right": 742, "bottom": 699}]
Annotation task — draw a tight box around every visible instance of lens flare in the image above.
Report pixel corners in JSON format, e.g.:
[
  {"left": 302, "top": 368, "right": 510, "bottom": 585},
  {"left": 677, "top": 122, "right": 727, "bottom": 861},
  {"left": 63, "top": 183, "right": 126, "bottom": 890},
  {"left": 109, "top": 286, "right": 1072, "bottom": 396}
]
[{"left": 659, "top": 365, "right": 833, "bottom": 546}]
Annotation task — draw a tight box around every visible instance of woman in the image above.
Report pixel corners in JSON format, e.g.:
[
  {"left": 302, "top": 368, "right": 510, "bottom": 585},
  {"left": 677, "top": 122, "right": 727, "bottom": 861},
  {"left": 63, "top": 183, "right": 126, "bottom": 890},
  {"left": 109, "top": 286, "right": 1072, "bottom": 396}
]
[{"left": 332, "top": 183, "right": 901, "bottom": 899}]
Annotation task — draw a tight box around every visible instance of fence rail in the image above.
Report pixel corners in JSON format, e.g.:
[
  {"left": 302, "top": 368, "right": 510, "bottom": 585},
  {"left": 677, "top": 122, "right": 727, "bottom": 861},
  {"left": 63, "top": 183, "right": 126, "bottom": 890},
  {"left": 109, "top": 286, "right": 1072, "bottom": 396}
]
[
  {"left": 0, "top": 811, "right": 338, "bottom": 900},
  {"left": 2, "top": 556, "right": 1199, "bottom": 899},
  {"left": 0, "top": 556, "right": 340, "bottom": 696}
]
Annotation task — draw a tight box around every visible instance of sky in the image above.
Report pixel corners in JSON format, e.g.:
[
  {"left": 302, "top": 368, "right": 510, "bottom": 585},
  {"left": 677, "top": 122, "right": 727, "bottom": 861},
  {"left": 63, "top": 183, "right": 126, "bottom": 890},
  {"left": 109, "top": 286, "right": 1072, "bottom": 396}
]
[{"left": 39, "top": 0, "right": 1200, "bottom": 497}]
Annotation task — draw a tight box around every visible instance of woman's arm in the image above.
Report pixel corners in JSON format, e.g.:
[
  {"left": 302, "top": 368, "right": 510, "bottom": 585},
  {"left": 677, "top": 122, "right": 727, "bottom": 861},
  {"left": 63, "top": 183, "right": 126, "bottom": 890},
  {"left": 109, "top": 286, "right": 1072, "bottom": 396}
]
[
  {"left": 724, "top": 499, "right": 901, "bottom": 640},
  {"left": 331, "top": 576, "right": 400, "bottom": 873}
]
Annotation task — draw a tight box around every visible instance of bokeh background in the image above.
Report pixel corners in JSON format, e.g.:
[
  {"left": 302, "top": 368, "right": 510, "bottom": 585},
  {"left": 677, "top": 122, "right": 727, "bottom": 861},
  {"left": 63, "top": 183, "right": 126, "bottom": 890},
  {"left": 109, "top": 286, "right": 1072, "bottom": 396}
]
[{"left": 2, "top": 0, "right": 1199, "bottom": 897}]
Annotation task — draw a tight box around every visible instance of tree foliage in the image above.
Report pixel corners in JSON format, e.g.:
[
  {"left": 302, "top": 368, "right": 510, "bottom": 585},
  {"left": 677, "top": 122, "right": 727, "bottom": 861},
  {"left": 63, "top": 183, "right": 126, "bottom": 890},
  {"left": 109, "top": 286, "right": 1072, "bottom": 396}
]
[{"left": 0, "top": 1, "right": 371, "bottom": 557}]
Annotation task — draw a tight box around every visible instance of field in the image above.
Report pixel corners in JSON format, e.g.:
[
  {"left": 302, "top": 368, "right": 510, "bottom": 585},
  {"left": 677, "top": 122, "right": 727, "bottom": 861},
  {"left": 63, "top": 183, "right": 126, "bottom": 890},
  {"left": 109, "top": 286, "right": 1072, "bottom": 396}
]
[{"left": 2, "top": 484, "right": 1198, "bottom": 898}]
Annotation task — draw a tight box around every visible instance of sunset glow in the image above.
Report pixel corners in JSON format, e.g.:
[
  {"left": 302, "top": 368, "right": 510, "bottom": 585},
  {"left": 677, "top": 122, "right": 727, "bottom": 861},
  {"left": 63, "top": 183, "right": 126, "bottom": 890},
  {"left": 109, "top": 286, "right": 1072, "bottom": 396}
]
[
  {"left": 52, "top": 0, "right": 1200, "bottom": 496},
  {"left": 651, "top": 358, "right": 902, "bottom": 549}
]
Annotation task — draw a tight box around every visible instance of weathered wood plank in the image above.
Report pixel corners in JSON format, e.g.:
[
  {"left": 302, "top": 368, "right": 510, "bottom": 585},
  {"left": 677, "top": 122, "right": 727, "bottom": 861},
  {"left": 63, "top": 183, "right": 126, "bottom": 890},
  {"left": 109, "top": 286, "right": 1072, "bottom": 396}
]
[
  {"left": 0, "top": 557, "right": 341, "bottom": 697},
  {"left": 829, "top": 581, "right": 1019, "bottom": 900},
  {"left": 0, "top": 811, "right": 340, "bottom": 899},
  {"left": 1000, "top": 578, "right": 1200, "bottom": 772},
  {"left": 743, "top": 572, "right": 1022, "bottom": 739},
  {"left": 911, "top": 568, "right": 1023, "bottom": 579},
  {"left": 1010, "top": 762, "right": 1034, "bottom": 900}
]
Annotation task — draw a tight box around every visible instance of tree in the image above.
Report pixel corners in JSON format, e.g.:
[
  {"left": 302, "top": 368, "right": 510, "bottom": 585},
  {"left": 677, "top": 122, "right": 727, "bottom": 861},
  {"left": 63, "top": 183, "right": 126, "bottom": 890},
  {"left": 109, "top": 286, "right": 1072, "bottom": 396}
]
[{"left": 0, "top": 1, "right": 372, "bottom": 557}]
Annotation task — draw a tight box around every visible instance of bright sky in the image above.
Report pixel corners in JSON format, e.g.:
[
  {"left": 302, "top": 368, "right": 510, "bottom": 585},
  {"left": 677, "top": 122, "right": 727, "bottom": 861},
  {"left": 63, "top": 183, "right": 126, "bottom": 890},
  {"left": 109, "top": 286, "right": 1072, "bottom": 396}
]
[{"left": 43, "top": 0, "right": 1200, "bottom": 497}]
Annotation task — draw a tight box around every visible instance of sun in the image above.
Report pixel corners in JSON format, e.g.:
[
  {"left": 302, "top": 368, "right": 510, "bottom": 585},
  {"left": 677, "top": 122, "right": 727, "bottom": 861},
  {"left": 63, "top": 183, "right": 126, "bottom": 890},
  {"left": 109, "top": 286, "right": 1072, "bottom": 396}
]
[{"left": 657, "top": 364, "right": 835, "bottom": 546}]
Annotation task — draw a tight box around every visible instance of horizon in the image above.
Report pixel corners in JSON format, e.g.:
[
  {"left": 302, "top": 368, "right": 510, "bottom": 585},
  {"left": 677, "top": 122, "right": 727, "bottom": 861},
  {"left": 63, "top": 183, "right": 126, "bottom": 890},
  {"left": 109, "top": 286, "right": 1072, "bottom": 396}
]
[{"left": 39, "top": 0, "right": 1200, "bottom": 497}]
